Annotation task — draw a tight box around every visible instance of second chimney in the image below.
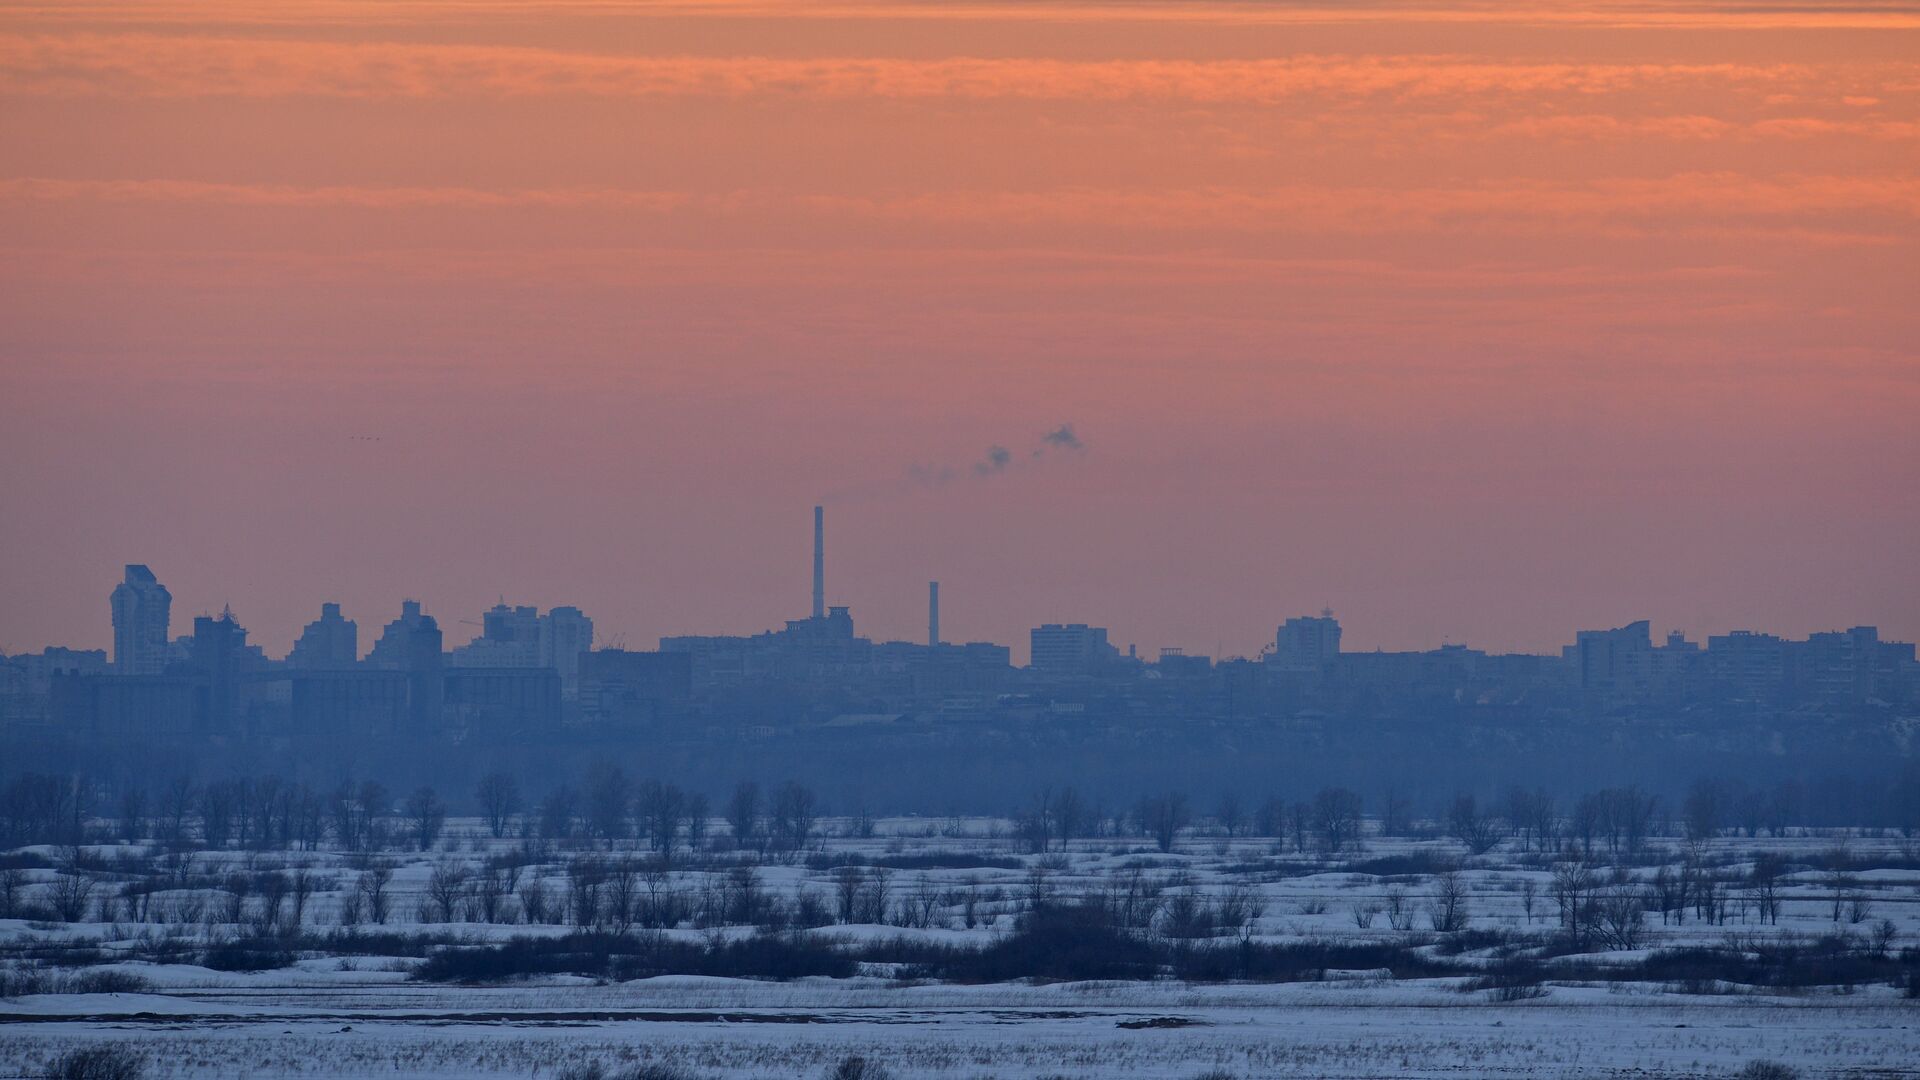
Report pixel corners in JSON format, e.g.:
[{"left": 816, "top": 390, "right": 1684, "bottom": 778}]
[
  {"left": 812, "top": 505, "right": 825, "bottom": 619},
  {"left": 929, "top": 580, "right": 940, "bottom": 647}
]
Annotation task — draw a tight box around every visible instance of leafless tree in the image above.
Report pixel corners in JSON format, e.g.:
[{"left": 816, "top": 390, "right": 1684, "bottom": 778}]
[
  {"left": 404, "top": 786, "right": 446, "bottom": 851},
  {"left": 117, "top": 786, "right": 147, "bottom": 844},
  {"left": 422, "top": 860, "right": 468, "bottom": 923},
  {"left": 1747, "top": 852, "right": 1784, "bottom": 925},
  {"left": 585, "top": 764, "right": 632, "bottom": 843},
  {"left": 1312, "top": 787, "right": 1364, "bottom": 854},
  {"left": 726, "top": 781, "right": 762, "bottom": 851},
  {"left": 475, "top": 771, "right": 522, "bottom": 839},
  {"left": 770, "top": 781, "right": 818, "bottom": 855},
  {"left": 48, "top": 869, "right": 96, "bottom": 922},
  {"left": 637, "top": 780, "right": 687, "bottom": 861},
  {"left": 1216, "top": 792, "right": 1246, "bottom": 838},
  {"left": 1446, "top": 794, "right": 1503, "bottom": 855},
  {"left": 538, "top": 785, "right": 580, "bottom": 841},
  {"left": 1137, "top": 792, "right": 1190, "bottom": 853},
  {"left": 1054, "top": 787, "right": 1088, "bottom": 850},
  {"left": 357, "top": 863, "right": 393, "bottom": 925},
  {"left": 1429, "top": 871, "right": 1469, "bottom": 932}
]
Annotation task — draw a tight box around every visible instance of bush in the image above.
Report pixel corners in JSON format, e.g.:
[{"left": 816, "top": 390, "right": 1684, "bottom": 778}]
[
  {"left": 203, "top": 939, "right": 294, "bottom": 972},
  {"left": 828, "top": 1057, "right": 892, "bottom": 1080},
  {"left": 1734, "top": 1063, "right": 1798, "bottom": 1080},
  {"left": 41, "top": 1046, "right": 145, "bottom": 1080},
  {"left": 67, "top": 971, "right": 151, "bottom": 994},
  {"left": 556, "top": 1063, "right": 706, "bottom": 1080}
]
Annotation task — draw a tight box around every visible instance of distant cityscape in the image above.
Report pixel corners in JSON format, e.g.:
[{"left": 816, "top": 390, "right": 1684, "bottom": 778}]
[{"left": 3, "top": 506, "right": 1914, "bottom": 743}]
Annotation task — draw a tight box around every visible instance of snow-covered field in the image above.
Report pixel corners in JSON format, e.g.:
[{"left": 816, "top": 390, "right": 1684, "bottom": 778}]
[{"left": 4, "top": 818, "right": 1918, "bottom": 1077}]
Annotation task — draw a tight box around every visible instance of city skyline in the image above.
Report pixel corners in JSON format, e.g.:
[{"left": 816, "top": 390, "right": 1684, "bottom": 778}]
[
  {"left": 7, "top": 544, "right": 1913, "bottom": 669},
  {"left": 2, "top": 0, "right": 1915, "bottom": 665}
]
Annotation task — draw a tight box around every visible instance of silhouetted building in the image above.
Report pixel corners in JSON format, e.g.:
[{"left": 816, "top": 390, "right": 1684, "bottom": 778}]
[
  {"left": 367, "top": 600, "right": 434, "bottom": 669},
  {"left": 291, "top": 669, "right": 410, "bottom": 739},
  {"left": 1706, "top": 629, "right": 1787, "bottom": 701},
  {"left": 1272, "top": 613, "right": 1342, "bottom": 673},
  {"left": 1572, "top": 620, "right": 1653, "bottom": 702},
  {"left": 1156, "top": 649, "right": 1213, "bottom": 679},
  {"left": 444, "top": 667, "right": 561, "bottom": 734},
  {"left": 1030, "top": 623, "right": 1118, "bottom": 675},
  {"left": 579, "top": 648, "right": 692, "bottom": 727},
  {"left": 190, "top": 607, "right": 251, "bottom": 735},
  {"left": 1, "top": 647, "right": 107, "bottom": 728},
  {"left": 288, "top": 602, "right": 358, "bottom": 669},
  {"left": 451, "top": 602, "right": 594, "bottom": 696},
  {"left": 110, "top": 564, "right": 171, "bottom": 675},
  {"left": 541, "top": 606, "right": 593, "bottom": 696}
]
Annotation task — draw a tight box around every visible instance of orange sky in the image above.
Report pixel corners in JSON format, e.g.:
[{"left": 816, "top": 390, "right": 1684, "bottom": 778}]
[{"left": 1, "top": 0, "right": 1915, "bottom": 660}]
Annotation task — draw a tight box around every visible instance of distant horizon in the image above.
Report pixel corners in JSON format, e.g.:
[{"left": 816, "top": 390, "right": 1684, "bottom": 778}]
[
  {"left": 9, "top": 551, "right": 1913, "bottom": 667},
  {"left": 3, "top": 0, "right": 1914, "bottom": 667}
]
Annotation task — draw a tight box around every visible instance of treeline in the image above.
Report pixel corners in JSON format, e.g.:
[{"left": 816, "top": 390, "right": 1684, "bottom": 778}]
[
  {"left": 0, "top": 767, "right": 823, "bottom": 857},
  {"left": 414, "top": 899, "right": 1920, "bottom": 995},
  {"left": 6, "top": 764, "right": 1920, "bottom": 856}
]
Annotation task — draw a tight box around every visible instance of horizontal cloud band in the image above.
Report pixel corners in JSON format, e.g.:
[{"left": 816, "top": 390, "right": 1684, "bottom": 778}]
[{"left": 2, "top": 34, "right": 1908, "bottom": 104}]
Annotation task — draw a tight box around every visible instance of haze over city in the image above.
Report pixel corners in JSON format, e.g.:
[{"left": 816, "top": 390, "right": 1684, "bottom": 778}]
[
  {"left": 2, "top": 0, "right": 1916, "bottom": 662},
  {"left": 4, "top": 4, "right": 1920, "bottom": 1077}
]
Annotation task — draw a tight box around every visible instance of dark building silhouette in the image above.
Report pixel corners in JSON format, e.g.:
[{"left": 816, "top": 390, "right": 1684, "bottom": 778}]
[
  {"left": 288, "top": 602, "right": 358, "bottom": 669},
  {"left": 110, "top": 564, "right": 171, "bottom": 675},
  {"left": 1029, "top": 623, "right": 1118, "bottom": 675}
]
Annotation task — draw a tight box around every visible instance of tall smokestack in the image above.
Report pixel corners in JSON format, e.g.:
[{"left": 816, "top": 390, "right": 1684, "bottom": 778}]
[
  {"left": 928, "top": 581, "right": 940, "bottom": 647},
  {"left": 812, "top": 505, "right": 825, "bottom": 619}
]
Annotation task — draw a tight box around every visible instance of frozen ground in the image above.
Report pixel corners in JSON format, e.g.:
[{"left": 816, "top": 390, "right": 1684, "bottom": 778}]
[
  {"left": 3, "top": 977, "right": 1916, "bottom": 1078},
  {"left": 4, "top": 818, "right": 1919, "bottom": 1077}
]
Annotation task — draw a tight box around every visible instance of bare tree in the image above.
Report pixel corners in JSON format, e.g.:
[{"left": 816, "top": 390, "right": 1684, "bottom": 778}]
[
  {"left": 422, "top": 861, "right": 468, "bottom": 923},
  {"left": 1216, "top": 792, "right": 1246, "bottom": 838},
  {"left": 357, "top": 864, "right": 393, "bottom": 925},
  {"left": 1446, "top": 794, "right": 1503, "bottom": 856},
  {"left": 1137, "top": 792, "right": 1190, "bottom": 853},
  {"left": 161, "top": 776, "right": 196, "bottom": 846},
  {"left": 116, "top": 786, "right": 147, "bottom": 844},
  {"left": 538, "top": 785, "right": 580, "bottom": 841},
  {"left": 404, "top": 786, "right": 446, "bottom": 851},
  {"left": 585, "top": 764, "right": 632, "bottom": 843},
  {"left": 1254, "top": 796, "right": 1287, "bottom": 839},
  {"left": 726, "top": 781, "right": 762, "bottom": 851},
  {"left": 1054, "top": 787, "right": 1088, "bottom": 850},
  {"left": 1312, "top": 788, "right": 1364, "bottom": 854},
  {"left": 636, "top": 780, "right": 687, "bottom": 861},
  {"left": 48, "top": 869, "right": 96, "bottom": 922},
  {"left": 1748, "top": 852, "right": 1785, "bottom": 925},
  {"left": 1428, "top": 870, "right": 1469, "bottom": 932},
  {"left": 770, "top": 781, "right": 818, "bottom": 855},
  {"left": 475, "top": 771, "right": 522, "bottom": 839}
]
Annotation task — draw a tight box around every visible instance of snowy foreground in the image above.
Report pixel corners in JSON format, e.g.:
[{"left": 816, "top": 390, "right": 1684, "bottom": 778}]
[
  {"left": 3, "top": 975, "right": 1915, "bottom": 1079},
  {"left": 4, "top": 818, "right": 1919, "bottom": 1077}
]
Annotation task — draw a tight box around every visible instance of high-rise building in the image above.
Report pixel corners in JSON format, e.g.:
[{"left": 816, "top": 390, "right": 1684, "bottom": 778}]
[
  {"left": 110, "top": 564, "right": 172, "bottom": 675},
  {"left": 1273, "top": 613, "right": 1342, "bottom": 673},
  {"left": 541, "top": 606, "right": 594, "bottom": 697},
  {"left": 1572, "top": 620, "right": 1653, "bottom": 701},
  {"left": 450, "top": 602, "right": 595, "bottom": 696},
  {"left": 288, "top": 602, "right": 358, "bottom": 669},
  {"left": 1029, "top": 623, "right": 1117, "bottom": 674},
  {"left": 367, "top": 600, "right": 433, "bottom": 669},
  {"left": 191, "top": 606, "right": 250, "bottom": 734}
]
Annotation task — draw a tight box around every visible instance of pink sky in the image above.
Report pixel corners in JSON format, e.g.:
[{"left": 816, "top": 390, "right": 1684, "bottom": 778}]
[{"left": 1, "top": 0, "right": 1915, "bottom": 661}]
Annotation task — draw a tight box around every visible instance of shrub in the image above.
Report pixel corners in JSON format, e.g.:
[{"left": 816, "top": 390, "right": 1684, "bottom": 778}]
[
  {"left": 68, "top": 971, "right": 151, "bottom": 994},
  {"left": 828, "top": 1057, "right": 892, "bottom": 1080},
  {"left": 203, "top": 939, "right": 294, "bottom": 972},
  {"left": 1734, "top": 1063, "right": 1798, "bottom": 1080},
  {"left": 41, "top": 1046, "right": 145, "bottom": 1080}
]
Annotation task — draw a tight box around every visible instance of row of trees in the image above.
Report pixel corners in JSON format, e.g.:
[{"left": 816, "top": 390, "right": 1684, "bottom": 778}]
[{"left": 8, "top": 767, "right": 1920, "bottom": 855}]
